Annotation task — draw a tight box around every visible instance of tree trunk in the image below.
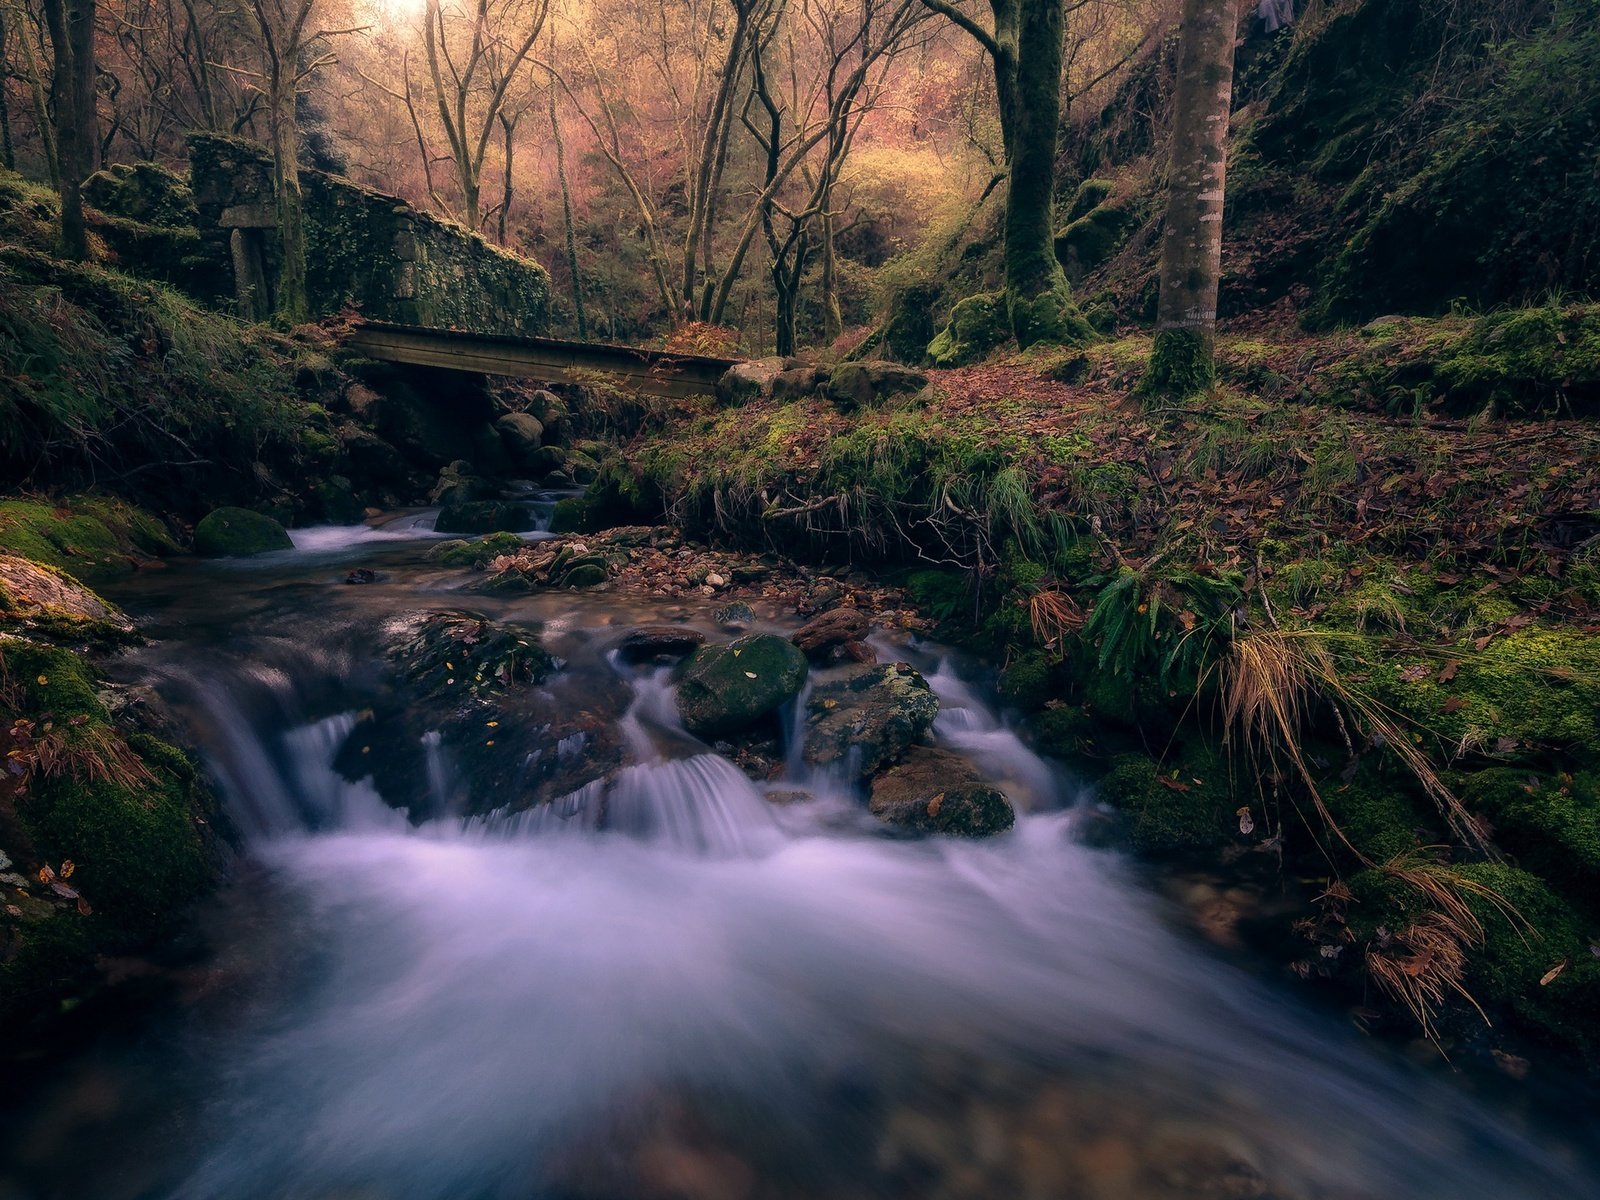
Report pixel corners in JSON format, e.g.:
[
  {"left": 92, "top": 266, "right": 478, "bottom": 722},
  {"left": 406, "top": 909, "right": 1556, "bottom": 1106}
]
[
  {"left": 0, "top": 5, "right": 13, "bottom": 170},
  {"left": 12, "top": 0, "right": 59, "bottom": 185},
  {"left": 497, "top": 112, "right": 514, "bottom": 246},
  {"left": 550, "top": 88, "right": 588, "bottom": 340},
  {"left": 45, "top": 0, "right": 96, "bottom": 259},
  {"left": 1148, "top": 0, "right": 1238, "bottom": 394},
  {"left": 269, "top": 78, "right": 309, "bottom": 322},
  {"left": 994, "top": 0, "right": 1085, "bottom": 346}
]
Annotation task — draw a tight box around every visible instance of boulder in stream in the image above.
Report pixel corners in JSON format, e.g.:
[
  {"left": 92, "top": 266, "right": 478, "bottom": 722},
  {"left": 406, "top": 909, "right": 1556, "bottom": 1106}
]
[
  {"left": 617, "top": 625, "right": 706, "bottom": 664},
  {"left": 192, "top": 507, "right": 292, "bottom": 556},
  {"left": 802, "top": 662, "right": 938, "bottom": 779},
  {"left": 675, "top": 633, "right": 808, "bottom": 737},
  {"left": 790, "top": 607, "right": 872, "bottom": 663},
  {"left": 435, "top": 501, "right": 534, "bottom": 534},
  {"left": 869, "top": 746, "right": 1015, "bottom": 837}
]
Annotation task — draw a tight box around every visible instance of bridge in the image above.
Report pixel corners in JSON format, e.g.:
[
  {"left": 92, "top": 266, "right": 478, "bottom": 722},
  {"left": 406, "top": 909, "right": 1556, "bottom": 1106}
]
[{"left": 345, "top": 321, "right": 742, "bottom": 400}]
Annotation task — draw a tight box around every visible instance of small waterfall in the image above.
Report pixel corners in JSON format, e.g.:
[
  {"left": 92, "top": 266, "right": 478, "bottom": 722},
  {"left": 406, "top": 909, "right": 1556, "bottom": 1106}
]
[{"left": 926, "top": 657, "right": 1063, "bottom": 811}]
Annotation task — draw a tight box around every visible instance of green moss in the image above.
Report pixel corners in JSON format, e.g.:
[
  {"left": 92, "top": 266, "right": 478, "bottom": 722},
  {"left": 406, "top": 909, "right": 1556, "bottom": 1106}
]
[
  {"left": 1142, "top": 329, "right": 1215, "bottom": 397},
  {"left": 1006, "top": 280, "right": 1096, "bottom": 350},
  {"left": 1098, "top": 744, "right": 1236, "bottom": 853},
  {"left": 927, "top": 292, "right": 1010, "bottom": 366},
  {"left": 1066, "top": 178, "right": 1116, "bottom": 221},
  {"left": 1463, "top": 767, "right": 1600, "bottom": 891},
  {"left": 0, "top": 638, "right": 108, "bottom": 722},
  {"left": 23, "top": 767, "right": 210, "bottom": 935},
  {"left": 428, "top": 531, "right": 525, "bottom": 568},
  {"left": 1053, "top": 203, "right": 1139, "bottom": 283},
  {"left": 193, "top": 507, "right": 292, "bottom": 557},
  {"left": 998, "top": 650, "right": 1061, "bottom": 710},
  {"left": 1322, "top": 774, "right": 1429, "bottom": 862},
  {"left": 0, "top": 500, "right": 144, "bottom": 583}
]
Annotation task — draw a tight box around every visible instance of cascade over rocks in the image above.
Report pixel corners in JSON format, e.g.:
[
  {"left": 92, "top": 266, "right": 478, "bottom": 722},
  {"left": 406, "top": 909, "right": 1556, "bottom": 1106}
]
[
  {"left": 802, "top": 662, "right": 939, "bottom": 780},
  {"left": 674, "top": 634, "right": 809, "bottom": 737},
  {"left": 869, "top": 746, "right": 1015, "bottom": 837}
]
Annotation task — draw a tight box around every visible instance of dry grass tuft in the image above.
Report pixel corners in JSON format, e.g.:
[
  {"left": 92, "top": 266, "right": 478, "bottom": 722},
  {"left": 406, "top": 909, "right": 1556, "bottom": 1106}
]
[
  {"left": 1364, "top": 854, "right": 1530, "bottom": 1040},
  {"left": 1028, "top": 587, "right": 1085, "bottom": 652},
  {"left": 1217, "top": 628, "right": 1492, "bottom": 857},
  {"left": 29, "top": 724, "right": 155, "bottom": 792}
]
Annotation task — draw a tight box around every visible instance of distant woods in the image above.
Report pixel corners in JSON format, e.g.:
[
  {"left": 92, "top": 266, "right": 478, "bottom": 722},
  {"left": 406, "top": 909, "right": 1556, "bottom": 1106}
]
[{"left": 2, "top": 0, "right": 1193, "bottom": 347}]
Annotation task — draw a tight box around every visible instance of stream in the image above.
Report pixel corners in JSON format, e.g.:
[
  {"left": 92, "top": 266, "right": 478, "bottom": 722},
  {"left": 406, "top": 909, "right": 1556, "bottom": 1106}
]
[{"left": 2, "top": 513, "right": 1598, "bottom": 1200}]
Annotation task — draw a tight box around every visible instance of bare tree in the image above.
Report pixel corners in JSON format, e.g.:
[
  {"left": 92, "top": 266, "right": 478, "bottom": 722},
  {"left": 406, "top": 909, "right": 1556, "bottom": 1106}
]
[
  {"left": 419, "top": 0, "right": 549, "bottom": 232},
  {"left": 1147, "top": 0, "right": 1236, "bottom": 392}
]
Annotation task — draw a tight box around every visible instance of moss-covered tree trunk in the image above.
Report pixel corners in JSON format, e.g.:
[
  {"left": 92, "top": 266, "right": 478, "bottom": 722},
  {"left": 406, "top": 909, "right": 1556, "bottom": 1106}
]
[
  {"left": 268, "top": 80, "right": 309, "bottom": 322},
  {"left": 1148, "top": 0, "right": 1238, "bottom": 394},
  {"left": 43, "top": 0, "right": 97, "bottom": 260},
  {"left": 924, "top": 0, "right": 1090, "bottom": 349}
]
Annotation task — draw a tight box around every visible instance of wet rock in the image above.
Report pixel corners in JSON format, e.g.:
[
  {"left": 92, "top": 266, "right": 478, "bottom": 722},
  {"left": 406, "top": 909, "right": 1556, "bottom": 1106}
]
[
  {"left": 803, "top": 662, "right": 938, "bottom": 779},
  {"left": 675, "top": 633, "right": 808, "bottom": 737},
  {"left": 192, "top": 507, "right": 291, "bottom": 557},
  {"left": 713, "top": 601, "right": 756, "bottom": 630},
  {"left": 344, "top": 568, "right": 380, "bottom": 585},
  {"left": 435, "top": 501, "right": 533, "bottom": 534},
  {"left": 869, "top": 746, "right": 1015, "bottom": 837},
  {"left": 618, "top": 626, "right": 707, "bottom": 664},
  {"left": 791, "top": 607, "right": 872, "bottom": 662},
  {"left": 429, "top": 460, "right": 496, "bottom": 507}
]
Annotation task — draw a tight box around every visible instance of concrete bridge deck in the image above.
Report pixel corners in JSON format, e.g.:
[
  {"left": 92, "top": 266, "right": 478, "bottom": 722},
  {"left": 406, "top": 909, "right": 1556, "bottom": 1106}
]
[{"left": 345, "top": 321, "right": 741, "bottom": 400}]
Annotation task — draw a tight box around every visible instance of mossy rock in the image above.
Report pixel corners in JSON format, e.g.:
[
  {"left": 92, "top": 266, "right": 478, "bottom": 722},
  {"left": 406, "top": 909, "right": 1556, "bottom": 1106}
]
[
  {"left": 1462, "top": 767, "right": 1600, "bottom": 892},
  {"left": 927, "top": 292, "right": 1010, "bottom": 367},
  {"left": 1053, "top": 203, "right": 1139, "bottom": 283},
  {"left": 549, "top": 497, "right": 593, "bottom": 534},
  {"left": 1066, "top": 178, "right": 1116, "bottom": 222},
  {"left": 675, "top": 634, "right": 808, "bottom": 738},
  {"left": 393, "top": 611, "right": 556, "bottom": 701},
  {"left": 802, "top": 662, "right": 939, "bottom": 779},
  {"left": 427, "top": 531, "right": 525, "bottom": 569},
  {"left": 0, "top": 499, "right": 160, "bottom": 582},
  {"left": 0, "top": 556, "right": 133, "bottom": 642},
  {"left": 1347, "top": 862, "right": 1599, "bottom": 1056},
  {"left": 1097, "top": 746, "right": 1237, "bottom": 854},
  {"left": 193, "top": 507, "right": 292, "bottom": 557},
  {"left": 998, "top": 650, "right": 1063, "bottom": 711},
  {"left": 1321, "top": 770, "right": 1432, "bottom": 863}
]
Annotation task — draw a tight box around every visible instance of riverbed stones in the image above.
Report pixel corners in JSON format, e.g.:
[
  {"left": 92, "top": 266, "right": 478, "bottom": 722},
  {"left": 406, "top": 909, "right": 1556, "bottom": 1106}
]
[
  {"left": 192, "top": 506, "right": 291, "bottom": 556},
  {"left": 802, "top": 662, "right": 938, "bottom": 779},
  {"left": 675, "top": 633, "right": 808, "bottom": 737},
  {"left": 790, "top": 607, "right": 872, "bottom": 662},
  {"left": 869, "top": 746, "right": 1014, "bottom": 837}
]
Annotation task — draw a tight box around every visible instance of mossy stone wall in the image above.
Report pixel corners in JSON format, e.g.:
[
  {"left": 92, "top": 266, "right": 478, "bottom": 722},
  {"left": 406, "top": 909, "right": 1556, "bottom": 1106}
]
[{"left": 187, "top": 134, "right": 549, "bottom": 334}]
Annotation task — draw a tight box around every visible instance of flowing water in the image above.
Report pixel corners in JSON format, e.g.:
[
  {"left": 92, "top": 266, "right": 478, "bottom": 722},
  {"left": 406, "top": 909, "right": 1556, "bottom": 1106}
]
[{"left": 3, "top": 514, "right": 1598, "bottom": 1200}]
